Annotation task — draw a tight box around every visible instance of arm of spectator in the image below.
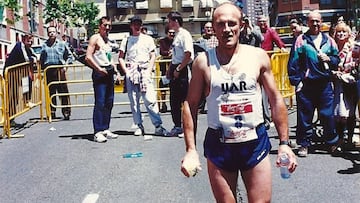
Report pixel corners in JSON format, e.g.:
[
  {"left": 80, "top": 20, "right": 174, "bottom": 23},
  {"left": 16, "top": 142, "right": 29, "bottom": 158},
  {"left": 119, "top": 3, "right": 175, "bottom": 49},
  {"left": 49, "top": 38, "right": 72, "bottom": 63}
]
[
  {"left": 173, "top": 51, "right": 191, "bottom": 79},
  {"left": 148, "top": 50, "right": 156, "bottom": 74},
  {"left": 39, "top": 45, "right": 46, "bottom": 68},
  {"left": 271, "top": 29, "right": 285, "bottom": 50},
  {"left": 327, "top": 37, "right": 341, "bottom": 70},
  {"left": 118, "top": 38, "right": 128, "bottom": 75},
  {"left": 252, "top": 27, "right": 264, "bottom": 43},
  {"left": 287, "top": 37, "right": 303, "bottom": 87}
]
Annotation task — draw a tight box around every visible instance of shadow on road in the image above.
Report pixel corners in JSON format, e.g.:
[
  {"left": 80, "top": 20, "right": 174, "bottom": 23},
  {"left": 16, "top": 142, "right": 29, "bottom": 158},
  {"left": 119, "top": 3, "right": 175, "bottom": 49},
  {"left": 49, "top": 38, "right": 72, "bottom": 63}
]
[{"left": 59, "top": 130, "right": 135, "bottom": 141}]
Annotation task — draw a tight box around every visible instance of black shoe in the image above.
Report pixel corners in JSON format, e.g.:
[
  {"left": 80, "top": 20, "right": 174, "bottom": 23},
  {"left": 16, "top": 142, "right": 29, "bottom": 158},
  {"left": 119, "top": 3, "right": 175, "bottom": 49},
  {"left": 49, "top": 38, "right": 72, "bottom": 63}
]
[
  {"left": 10, "top": 120, "right": 25, "bottom": 129},
  {"left": 64, "top": 114, "right": 70, "bottom": 120},
  {"left": 160, "top": 104, "right": 167, "bottom": 113}
]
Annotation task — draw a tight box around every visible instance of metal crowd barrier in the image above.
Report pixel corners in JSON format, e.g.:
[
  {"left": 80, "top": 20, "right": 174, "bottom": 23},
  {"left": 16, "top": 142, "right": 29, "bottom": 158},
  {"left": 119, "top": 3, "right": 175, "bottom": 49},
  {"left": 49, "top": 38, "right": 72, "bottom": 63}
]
[
  {"left": 0, "top": 75, "right": 4, "bottom": 129},
  {"left": 42, "top": 64, "right": 93, "bottom": 123},
  {"left": 43, "top": 60, "right": 170, "bottom": 123},
  {"left": 154, "top": 58, "right": 171, "bottom": 104},
  {"left": 0, "top": 54, "right": 294, "bottom": 133},
  {"left": 270, "top": 52, "right": 295, "bottom": 108},
  {"left": 1, "top": 62, "right": 43, "bottom": 138}
]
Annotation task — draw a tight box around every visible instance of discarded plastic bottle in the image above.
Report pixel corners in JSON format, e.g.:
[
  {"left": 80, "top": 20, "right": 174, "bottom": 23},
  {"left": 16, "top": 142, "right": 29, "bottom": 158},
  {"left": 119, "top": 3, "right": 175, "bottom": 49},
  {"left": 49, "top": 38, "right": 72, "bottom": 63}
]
[
  {"left": 123, "top": 152, "right": 143, "bottom": 158},
  {"left": 279, "top": 153, "right": 291, "bottom": 179}
]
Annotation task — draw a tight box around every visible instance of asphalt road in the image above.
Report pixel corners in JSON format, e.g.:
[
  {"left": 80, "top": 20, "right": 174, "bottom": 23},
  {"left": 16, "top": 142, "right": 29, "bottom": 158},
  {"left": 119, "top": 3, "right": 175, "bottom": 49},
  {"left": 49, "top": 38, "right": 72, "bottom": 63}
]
[{"left": 0, "top": 91, "right": 359, "bottom": 203}]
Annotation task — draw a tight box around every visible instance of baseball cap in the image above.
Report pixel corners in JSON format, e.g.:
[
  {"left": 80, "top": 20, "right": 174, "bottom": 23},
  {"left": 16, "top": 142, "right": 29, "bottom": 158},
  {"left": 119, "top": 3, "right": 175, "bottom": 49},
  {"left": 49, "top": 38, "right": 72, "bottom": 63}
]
[{"left": 130, "top": 16, "right": 142, "bottom": 24}]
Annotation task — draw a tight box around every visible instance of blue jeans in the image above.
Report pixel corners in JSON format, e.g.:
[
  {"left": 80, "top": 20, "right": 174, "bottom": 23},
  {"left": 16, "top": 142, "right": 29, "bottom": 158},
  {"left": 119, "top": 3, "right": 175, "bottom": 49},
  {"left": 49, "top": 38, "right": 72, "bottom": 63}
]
[
  {"left": 126, "top": 75, "right": 162, "bottom": 127},
  {"left": 92, "top": 71, "right": 114, "bottom": 134}
]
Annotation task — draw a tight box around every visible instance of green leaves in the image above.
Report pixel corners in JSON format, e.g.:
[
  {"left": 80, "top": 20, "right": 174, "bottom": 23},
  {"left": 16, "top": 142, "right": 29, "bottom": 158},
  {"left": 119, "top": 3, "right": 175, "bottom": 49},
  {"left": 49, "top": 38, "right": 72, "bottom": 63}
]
[
  {"left": 1, "top": 0, "right": 99, "bottom": 38},
  {"left": 43, "top": 0, "right": 99, "bottom": 39},
  {"left": 1, "top": 0, "right": 22, "bottom": 24}
]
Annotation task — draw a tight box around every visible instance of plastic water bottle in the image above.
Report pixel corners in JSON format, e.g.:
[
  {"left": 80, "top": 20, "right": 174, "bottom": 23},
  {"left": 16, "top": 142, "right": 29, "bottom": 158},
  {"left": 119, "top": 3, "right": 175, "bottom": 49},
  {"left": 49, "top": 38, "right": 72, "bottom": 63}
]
[
  {"left": 323, "top": 62, "right": 329, "bottom": 70},
  {"left": 123, "top": 152, "right": 143, "bottom": 158},
  {"left": 279, "top": 153, "right": 291, "bottom": 179},
  {"left": 318, "top": 50, "right": 329, "bottom": 70}
]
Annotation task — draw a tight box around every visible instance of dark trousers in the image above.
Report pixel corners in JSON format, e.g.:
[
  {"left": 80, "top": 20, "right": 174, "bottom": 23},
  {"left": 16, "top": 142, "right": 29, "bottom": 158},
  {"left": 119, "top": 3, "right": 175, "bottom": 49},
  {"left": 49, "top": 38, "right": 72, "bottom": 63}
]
[
  {"left": 169, "top": 64, "right": 189, "bottom": 127},
  {"left": 46, "top": 68, "right": 71, "bottom": 116},
  {"left": 296, "top": 80, "right": 338, "bottom": 147}
]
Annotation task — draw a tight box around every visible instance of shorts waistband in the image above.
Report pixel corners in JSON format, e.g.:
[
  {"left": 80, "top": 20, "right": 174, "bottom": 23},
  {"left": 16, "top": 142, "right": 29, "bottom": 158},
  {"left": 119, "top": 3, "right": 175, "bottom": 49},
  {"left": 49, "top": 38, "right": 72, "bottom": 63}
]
[
  {"left": 208, "top": 123, "right": 265, "bottom": 133},
  {"left": 207, "top": 124, "right": 265, "bottom": 137}
]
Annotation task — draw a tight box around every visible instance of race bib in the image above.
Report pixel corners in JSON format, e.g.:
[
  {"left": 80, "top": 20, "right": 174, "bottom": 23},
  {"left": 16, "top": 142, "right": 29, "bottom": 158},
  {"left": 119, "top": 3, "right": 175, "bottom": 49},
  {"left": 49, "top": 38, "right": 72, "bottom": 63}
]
[
  {"left": 219, "top": 101, "right": 258, "bottom": 143},
  {"left": 220, "top": 127, "right": 258, "bottom": 143}
]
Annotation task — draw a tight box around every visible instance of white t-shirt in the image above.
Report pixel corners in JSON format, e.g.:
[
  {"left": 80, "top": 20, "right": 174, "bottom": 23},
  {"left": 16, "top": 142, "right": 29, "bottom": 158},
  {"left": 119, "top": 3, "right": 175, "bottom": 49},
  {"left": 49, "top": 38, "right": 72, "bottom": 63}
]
[
  {"left": 171, "top": 27, "right": 194, "bottom": 64},
  {"left": 310, "top": 33, "right": 322, "bottom": 50},
  {"left": 120, "top": 33, "right": 156, "bottom": 63}
]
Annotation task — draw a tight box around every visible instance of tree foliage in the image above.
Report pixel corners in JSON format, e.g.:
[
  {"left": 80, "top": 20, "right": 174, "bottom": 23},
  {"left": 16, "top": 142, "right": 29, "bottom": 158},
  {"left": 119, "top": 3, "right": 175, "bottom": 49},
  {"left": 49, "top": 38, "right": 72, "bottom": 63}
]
[
  {"left": 0, "top": 0, "right": 22, "bottom": 24},
  {"left": 43, "top": 0, "right": 100, "bottom": 38}
]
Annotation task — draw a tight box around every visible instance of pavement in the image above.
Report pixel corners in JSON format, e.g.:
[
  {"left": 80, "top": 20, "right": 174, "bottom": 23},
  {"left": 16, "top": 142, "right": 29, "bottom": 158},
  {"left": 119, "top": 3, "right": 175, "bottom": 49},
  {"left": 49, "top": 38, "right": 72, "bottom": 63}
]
[{"left": 0, "top": 93, "right": 360, "bottom": 203}]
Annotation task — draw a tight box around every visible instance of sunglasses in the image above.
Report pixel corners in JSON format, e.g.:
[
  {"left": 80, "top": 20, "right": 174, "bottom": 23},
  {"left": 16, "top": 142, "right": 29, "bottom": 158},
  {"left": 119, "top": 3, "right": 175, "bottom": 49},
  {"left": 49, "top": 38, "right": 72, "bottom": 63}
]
[{"left": 102, "top": 23, "right": 112, "bottom": 28}]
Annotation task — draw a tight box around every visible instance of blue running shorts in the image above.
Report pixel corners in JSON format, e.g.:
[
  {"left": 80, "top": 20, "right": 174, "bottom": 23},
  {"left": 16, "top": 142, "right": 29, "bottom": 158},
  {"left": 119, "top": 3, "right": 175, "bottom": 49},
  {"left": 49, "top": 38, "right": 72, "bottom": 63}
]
[{"left": 203, "top": 124, "right": 272, "bottom": 171}]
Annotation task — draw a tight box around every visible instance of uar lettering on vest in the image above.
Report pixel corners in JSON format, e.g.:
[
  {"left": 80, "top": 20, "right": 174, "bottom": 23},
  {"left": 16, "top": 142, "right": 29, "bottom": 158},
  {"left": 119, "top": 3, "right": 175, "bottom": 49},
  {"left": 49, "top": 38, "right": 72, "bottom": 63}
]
[{"left": 221, "top": 81, "right": 247, "bottom": 93}]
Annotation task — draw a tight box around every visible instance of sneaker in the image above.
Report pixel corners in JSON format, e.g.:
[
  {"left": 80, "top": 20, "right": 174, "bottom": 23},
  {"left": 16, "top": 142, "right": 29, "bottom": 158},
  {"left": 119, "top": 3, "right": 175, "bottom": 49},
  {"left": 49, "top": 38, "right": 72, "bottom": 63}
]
[
  {"left": 160, "top": 104, "right": 167, "bottom": 113},
  {"left": 63, "top": 113, "right": 70, "bottom": 121},
  {"left": 134, "top": 125, "right": 144, "bottom": 136},
  {"left": 298, "top": 146, "right": 308, "bottom": 157},
  {"left": 94, "top": 131, "right": 107, "bottom": 143},
  {"left": 166, "top": 126, "right": 183, "bottom": 137},
  {"left": 10, "top": 120, "right": 25, "bottom": 129},
  {"left": 103, "top": 130, "right": 118, "bottom": 139},
  {"left": 177, "top": 132, "right": 185, "bottom": 138},
  {"left": 155, "top": 125, "right": 169, "bottom": 136}
]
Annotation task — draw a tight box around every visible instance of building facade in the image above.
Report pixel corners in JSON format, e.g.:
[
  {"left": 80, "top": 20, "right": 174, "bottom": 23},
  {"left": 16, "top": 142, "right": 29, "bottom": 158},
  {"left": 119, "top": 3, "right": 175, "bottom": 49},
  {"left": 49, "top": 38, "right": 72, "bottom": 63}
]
[
  {"left": 0, "top": 0, "right": 48, "bottom": 61},
  {"left": 2, "top": 0, "right": 358, "bottom": 63},
  {"left": 276, "top": 0, "right": 358, "bottom": 27},
  {"left": 107, "top": 0, "right": 220, "bottom": 40},
  {"left": 0, "top": 0, "right": 83, "bottom": 62}
]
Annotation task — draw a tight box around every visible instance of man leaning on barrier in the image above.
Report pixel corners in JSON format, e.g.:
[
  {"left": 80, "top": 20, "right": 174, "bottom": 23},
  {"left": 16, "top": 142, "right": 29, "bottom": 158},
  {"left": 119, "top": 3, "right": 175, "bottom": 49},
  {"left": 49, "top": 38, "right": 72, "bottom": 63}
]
[
  {"left": 40, "top": 26, "right": 74, "bottom": 120},
  {"left": 158, "top": 25, "right": 175, "bottom": 113},
  {"left": 3, "top": 33, "right": 37, "bottom": 128}
]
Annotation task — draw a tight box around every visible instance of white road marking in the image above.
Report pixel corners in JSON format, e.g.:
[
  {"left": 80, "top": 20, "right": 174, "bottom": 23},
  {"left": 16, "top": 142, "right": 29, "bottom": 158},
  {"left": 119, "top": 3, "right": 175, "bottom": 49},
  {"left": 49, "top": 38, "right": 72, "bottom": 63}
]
[{"left": 82, "top": 193, "right": 99, "bottom": 203}]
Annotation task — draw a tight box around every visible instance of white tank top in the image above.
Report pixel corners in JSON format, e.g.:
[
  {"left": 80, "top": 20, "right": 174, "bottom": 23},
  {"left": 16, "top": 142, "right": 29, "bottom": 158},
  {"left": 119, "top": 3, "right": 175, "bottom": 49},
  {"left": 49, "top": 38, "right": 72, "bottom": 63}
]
[
  {"left": 206, "top": 48, "right": 264, "bottom": 143},
  {"left": 93, "top": 44, "right": 112, "bottom": 66}
]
